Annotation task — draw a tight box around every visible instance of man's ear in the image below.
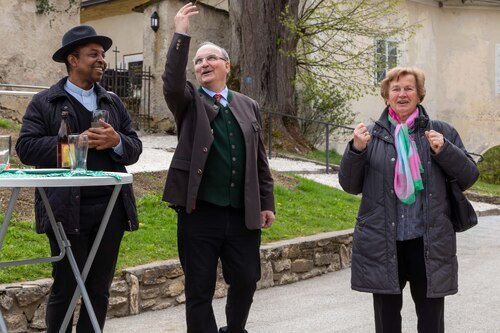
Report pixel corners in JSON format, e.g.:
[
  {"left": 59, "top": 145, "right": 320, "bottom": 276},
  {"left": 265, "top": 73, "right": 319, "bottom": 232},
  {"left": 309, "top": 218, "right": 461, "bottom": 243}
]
[{"left": 67, "top": 53, "right": 78, "bottom": 68}]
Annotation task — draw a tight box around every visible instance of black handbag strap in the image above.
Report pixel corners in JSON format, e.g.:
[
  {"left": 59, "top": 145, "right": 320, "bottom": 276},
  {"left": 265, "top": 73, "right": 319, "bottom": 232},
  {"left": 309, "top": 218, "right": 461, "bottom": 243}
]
[{"left": 429, "top": 120, "right": 477, "bottom": 232}]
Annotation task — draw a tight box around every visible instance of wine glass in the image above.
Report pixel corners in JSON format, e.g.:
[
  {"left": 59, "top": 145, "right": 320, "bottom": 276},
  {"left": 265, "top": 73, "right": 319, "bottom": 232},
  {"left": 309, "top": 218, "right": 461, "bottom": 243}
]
[{"left": 0, "top": 135, "right": 11, "bottom": 171}]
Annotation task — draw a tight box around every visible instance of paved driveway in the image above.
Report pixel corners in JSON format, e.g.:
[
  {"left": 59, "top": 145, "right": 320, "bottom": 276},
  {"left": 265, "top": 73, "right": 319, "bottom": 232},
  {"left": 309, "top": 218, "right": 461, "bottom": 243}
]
[{"left": 106, "top": 215, "right": 500, "bottom": 333}]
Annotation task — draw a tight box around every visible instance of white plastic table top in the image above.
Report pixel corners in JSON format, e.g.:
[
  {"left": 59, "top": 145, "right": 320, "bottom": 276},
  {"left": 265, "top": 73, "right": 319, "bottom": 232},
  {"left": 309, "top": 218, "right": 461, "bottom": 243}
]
[{"left": 0, "top": 169, "right": 132, "bottom": 188}]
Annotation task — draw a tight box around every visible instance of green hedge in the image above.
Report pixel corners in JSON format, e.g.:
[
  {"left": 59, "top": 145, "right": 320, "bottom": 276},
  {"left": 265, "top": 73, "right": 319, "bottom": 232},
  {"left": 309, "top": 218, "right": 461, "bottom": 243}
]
[{"left": 478, "top": 146, "right": 499, "bottom": 185}]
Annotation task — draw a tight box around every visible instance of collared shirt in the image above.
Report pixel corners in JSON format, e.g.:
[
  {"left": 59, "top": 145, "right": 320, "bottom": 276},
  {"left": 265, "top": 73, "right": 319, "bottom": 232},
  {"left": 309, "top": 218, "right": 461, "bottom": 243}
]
[
  {"left": 64, "top": 79, "right": 123, "bottom": 155},
  {"left": 65, "top": 79, "right": 97, "bottom": 111},
  {"left": 202, "top": 86, "right": 229, "bottom": 106},
  {"left": 391, "top": 124, "right": 425, "bottom": 241}
]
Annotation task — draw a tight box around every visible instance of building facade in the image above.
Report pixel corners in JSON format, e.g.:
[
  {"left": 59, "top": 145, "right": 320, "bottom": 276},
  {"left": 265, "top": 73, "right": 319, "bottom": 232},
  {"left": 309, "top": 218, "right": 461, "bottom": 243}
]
[
  {"left": 350, "top": 0, "right": 500, "bottom": 155},
  {"left": 0, "top": 0, "right": 79, "bottom": 117},
  {"left": 2, "top": 0, "right": 497, "bottom": 153},
  {"left": 81, "top": 0, "right": 229, "bottom": 131}
]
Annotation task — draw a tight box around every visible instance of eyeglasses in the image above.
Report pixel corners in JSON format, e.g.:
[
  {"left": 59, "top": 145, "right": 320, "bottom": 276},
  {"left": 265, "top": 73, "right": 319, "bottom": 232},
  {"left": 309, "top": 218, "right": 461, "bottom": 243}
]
[{"left": 193, "top": 54, "right": 227, "bottom": 66}]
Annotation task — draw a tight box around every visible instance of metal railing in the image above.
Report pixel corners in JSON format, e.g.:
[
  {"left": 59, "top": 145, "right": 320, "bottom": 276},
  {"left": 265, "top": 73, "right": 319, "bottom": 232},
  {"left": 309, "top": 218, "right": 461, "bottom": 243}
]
[
  {"left": 261, "top": 110, "right": 484, "bottom": 172},
  {"left": 1, "top": 73, "right": 153, "bottom": 131},
  {"left": 261, "top": 110, "right": 354, "bottom": 174},
  {"left": 469, "top": 152, "right": 484, "bottom": 163},
  {"left": 101, "top": 66, "right": 153, "bottom": 130},
  {"left": 0, "top": 83, "right": 48, "bottom": 96}
]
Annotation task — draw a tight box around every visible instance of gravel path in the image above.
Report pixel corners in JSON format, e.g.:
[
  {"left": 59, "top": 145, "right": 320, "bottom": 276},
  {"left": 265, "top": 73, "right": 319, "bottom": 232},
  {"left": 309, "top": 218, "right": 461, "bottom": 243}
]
[
  {"left": 127, "top": 134, "right": 326, "bottom": 174},
  {"left": 129, "top": 134, "right": 499, "bottom": 215}
]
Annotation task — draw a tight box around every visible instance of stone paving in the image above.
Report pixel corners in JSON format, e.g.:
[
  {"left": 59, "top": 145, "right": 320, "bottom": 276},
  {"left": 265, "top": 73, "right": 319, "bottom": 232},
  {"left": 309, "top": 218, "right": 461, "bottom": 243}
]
[
  {"left": 84, "top": 135, "right": 500, "bottom": 332},
  {"left": 106, "top": 215, "right": 500, "bottom": 332}
]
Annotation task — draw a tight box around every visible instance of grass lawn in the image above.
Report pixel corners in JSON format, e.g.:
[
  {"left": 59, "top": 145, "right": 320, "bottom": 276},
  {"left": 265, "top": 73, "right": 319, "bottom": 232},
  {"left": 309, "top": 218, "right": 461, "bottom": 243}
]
[
  {"left": 305, "top": 149, "right": 344, "bottom": 166},
  {"left": 470, "top": 179, "right": 500, "bottom": 197},
  {"left": 277, "top": 148, "right": 344, "bottom": 167},
  {"left": 0, "top": 176, "right": 360, "bottom": 284},
  {"left": 0, "top": 118, "right": 20, "bottom": 130},
  {"left": 0, "top": 219, "right": 51, "bottom": 283},
  {"left": 119, "top": 177, "right": 360, "bottom": 275},
  {"left": 304, "top": 149, "right": 500, "bottom": 197}
]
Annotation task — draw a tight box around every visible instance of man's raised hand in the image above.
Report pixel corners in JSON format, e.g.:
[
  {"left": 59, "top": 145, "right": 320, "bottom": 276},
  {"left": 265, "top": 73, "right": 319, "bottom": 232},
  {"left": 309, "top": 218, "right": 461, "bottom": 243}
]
[{"left": 174, "top": 2, "right": 199, "bottom": 34}]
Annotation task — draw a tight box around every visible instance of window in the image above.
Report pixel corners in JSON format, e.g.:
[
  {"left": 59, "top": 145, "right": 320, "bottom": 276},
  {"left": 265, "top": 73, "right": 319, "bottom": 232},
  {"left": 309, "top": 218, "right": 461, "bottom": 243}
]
[
  {"left": 123, "top": 53, "right": 143, "bottom": 70},
  {"left": 375, "top": 39, "right": 398, "bottom": 83}
]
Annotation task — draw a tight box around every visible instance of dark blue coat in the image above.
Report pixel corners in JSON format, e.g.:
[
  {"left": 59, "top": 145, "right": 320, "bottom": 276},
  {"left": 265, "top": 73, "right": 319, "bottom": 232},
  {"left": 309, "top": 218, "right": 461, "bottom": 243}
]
[
  {"left": 16, "top": 77, "right": 142, "bottom": 234},
  {"left": 339, "top": 106, "right": 479, "bottom": 297}
]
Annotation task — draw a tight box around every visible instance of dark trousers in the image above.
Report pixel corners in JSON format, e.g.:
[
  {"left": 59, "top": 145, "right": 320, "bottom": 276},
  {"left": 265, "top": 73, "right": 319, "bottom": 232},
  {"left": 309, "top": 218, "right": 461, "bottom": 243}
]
[
  {"left": 373, "top": 237, "right": 444, "bottom": 333},
  {"left": 177, "top": 202, "right": 261, "bottom": 333},
  {"left": 45, "top": 197, "right": 125, "bottom": 333}
]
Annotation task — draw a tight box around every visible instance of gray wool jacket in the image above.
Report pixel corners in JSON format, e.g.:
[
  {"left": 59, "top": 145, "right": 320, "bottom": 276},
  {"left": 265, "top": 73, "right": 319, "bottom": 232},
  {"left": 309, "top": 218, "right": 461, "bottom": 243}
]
[{"left": 339, "top": 105, "right": 479, "bottom": 297}]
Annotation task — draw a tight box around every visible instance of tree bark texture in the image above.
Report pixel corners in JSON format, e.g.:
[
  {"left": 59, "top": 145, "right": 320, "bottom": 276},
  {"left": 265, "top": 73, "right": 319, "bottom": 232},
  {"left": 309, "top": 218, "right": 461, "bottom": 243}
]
[{"left": 229, "top": 0, "right": 312, "bottom": 152}]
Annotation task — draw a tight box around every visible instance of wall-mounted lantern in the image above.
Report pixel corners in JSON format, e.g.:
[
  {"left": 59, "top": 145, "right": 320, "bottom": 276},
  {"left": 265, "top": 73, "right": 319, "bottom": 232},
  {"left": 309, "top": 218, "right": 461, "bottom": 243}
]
[{"left": 151, "top": 11, "right": 159, "bottom": 33}]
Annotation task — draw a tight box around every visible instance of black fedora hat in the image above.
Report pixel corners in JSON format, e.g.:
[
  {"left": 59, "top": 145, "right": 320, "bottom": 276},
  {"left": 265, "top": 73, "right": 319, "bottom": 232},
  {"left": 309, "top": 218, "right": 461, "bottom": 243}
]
[{"left": 52, "top": 25, "right": 113, "bottom": 63}]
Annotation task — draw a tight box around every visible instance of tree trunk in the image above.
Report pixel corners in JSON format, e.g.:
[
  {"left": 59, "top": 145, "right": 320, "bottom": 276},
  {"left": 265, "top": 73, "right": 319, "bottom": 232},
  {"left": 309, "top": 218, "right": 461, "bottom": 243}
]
[{"left": 229, "top": 0, "right": 312, "bottom": 153}]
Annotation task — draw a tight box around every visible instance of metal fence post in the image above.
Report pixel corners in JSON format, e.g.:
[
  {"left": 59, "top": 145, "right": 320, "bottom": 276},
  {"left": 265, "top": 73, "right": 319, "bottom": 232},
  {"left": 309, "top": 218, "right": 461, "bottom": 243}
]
[
  {"left": 147, "top": 66, "right": 151, "bottom": 130},
  {"left": 268, "top": 114, "right": 273, "bottom": 159},
  {"left": 325, "top": 124, "right": 330, "bottom": 174}
]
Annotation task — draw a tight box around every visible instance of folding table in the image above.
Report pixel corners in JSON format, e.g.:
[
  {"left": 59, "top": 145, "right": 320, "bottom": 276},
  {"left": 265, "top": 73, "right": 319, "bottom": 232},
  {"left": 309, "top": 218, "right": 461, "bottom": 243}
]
[{"left": 0, "top": 170, "right": 132, "bottom": 333}]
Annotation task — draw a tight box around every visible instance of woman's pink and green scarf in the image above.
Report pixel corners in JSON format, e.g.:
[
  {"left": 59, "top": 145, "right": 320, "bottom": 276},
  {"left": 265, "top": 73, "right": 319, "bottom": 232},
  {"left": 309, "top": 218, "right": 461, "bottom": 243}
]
[{"left": 388, "top": 107, "right": 424, "bottom": 204}]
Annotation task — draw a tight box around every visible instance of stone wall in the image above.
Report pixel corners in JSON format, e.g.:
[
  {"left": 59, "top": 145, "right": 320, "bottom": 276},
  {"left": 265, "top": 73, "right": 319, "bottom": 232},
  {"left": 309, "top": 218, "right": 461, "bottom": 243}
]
[
  {"left": 142, "top": 1, "right": 231, "bottom": 132},
  {"left": 0, "top": 0, "right": 80, "bottom": 120},
  {"left": 0, "top": 230, "right": 353, "bottom": 332}
]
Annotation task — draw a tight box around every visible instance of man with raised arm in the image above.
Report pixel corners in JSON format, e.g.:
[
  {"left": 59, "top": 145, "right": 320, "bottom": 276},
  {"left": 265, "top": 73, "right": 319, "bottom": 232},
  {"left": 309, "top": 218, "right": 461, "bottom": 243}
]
[{"left": 161, "top": 3, "right": 275, "bottom": 333}]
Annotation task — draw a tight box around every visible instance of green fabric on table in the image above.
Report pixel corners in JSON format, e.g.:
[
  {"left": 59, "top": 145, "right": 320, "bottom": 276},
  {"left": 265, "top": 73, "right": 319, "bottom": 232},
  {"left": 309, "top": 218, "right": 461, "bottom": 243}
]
[{"left": 0, "top": 169, "right": 122, "bottom": 181}]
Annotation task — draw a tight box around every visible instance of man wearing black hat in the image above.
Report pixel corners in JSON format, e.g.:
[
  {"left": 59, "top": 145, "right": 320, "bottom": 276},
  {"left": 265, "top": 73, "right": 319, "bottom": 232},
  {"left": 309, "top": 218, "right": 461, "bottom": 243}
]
[{"left": 16, "top": 25, "right": 142, "bottom": 332}]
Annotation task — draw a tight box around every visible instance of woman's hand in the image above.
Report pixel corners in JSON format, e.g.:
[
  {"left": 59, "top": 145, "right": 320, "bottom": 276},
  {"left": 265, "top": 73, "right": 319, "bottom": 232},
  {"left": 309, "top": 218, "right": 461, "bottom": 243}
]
[
  {"left": 352, "top": 123, "right": 371, "bottom": 151},
  {"left": 425, "top": 130, "right": 444, "bottom": 154}
]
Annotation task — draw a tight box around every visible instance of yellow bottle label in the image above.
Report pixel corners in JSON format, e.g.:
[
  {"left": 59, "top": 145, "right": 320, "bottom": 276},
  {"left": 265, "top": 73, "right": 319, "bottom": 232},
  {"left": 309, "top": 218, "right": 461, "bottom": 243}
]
[{"left": 61, "top": 144, "right": 71, "bottom": 168}]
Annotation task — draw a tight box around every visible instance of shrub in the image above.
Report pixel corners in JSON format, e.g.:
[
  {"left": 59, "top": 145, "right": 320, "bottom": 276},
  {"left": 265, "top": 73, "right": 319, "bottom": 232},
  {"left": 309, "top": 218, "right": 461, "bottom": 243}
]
[{"left": 478, "top": 145, "right": 500, "bottom": 185}]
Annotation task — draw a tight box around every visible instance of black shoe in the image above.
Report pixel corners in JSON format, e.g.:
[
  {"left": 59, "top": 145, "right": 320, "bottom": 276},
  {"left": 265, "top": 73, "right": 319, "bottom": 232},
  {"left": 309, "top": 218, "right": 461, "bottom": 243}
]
[{"left": 218, "top": 327, "right": 248, "bottom": 333}]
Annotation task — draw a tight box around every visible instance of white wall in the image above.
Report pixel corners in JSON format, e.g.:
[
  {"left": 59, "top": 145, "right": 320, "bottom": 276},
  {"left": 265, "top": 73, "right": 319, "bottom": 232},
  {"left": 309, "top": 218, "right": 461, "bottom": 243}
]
[
  {"left": 82, "top": 12, "right": 144, "bottom": 69},
  {"left": 142, "top": 1, "right": 231, "bottom": 131},
  {"left": 0, "top": 0, "right": 79, "bottom": 117},
  {"left": 349, "top": 1, "right": 500, "bottom": 155}
]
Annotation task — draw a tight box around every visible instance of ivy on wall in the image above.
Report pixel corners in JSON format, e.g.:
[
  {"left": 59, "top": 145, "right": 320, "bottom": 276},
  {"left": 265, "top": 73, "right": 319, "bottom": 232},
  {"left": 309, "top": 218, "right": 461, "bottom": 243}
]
[{"left": 35, "top": 0, "right": 78, "bottom": 15}]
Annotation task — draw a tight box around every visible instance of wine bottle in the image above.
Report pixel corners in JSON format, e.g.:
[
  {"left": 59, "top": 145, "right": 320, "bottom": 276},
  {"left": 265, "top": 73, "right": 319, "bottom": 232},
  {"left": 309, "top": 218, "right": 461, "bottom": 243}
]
[{"left": 57, "top": 111, "right": 71, "bottom": 168}]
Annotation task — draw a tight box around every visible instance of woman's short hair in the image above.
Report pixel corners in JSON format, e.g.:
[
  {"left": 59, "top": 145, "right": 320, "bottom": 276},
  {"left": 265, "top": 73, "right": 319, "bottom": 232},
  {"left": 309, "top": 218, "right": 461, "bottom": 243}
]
[{"left": 380, "top": 67, "right": 426, "bottom": 103}]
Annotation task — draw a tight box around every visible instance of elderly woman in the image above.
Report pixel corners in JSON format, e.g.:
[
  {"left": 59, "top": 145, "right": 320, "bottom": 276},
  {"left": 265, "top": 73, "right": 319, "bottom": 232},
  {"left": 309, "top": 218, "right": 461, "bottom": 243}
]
[{"left": 339, "top": 67, "right": 479, "bottom": 333}]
